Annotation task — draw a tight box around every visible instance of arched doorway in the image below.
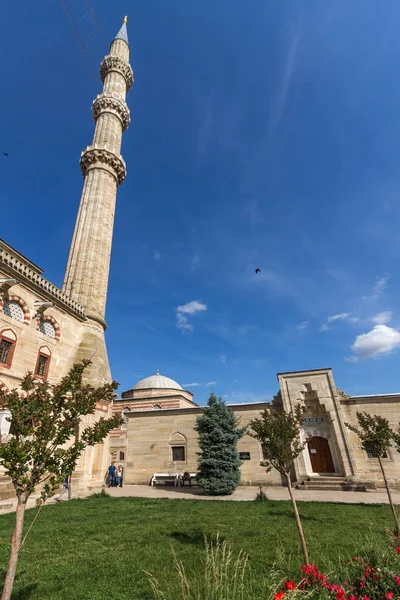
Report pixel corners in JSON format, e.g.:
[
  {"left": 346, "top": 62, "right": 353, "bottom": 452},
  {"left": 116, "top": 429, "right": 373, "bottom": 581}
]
[{"left": 308, "top": 436, "right": 335, "bottom": 473}]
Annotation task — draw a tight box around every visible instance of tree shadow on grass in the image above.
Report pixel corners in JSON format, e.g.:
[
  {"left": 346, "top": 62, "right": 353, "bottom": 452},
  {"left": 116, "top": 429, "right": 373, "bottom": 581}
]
[
  {"left": 267, "top": 510, "right": 320, "bottom": 521},
  {"left": 170, "top": 529, "right": 225, "bottom": 547},
  {"left": 0, "top": 568, "right": 38, "bottom": 600}
]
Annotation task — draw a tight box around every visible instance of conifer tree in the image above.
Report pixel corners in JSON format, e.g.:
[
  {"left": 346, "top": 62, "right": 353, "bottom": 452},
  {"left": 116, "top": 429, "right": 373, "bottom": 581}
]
[
  {"left": 0, "top": 360, "right": 122, "bottom": 600},
  {"left": 195, "top": 393, "right": 245, "bottom": 496}
]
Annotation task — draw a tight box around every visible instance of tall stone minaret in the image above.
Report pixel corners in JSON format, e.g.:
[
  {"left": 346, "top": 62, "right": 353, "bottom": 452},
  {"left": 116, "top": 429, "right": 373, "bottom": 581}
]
[{"left": 63, "top": 18, "right": 133, "bottom": 385}]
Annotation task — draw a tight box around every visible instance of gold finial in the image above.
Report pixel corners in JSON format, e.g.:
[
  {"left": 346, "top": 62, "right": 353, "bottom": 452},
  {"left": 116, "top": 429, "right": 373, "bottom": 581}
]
[{"left": 123, "top": 16, "right": 128, "bottom": 24}]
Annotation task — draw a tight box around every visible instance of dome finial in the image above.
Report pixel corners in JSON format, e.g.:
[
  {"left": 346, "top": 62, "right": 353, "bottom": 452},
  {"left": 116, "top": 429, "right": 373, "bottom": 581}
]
[
  {"left": 156, "top": 369, "right": 160, "bottom": 375},
  {"left": 123, "top": 15, "right": 128, "bottom": 24}
]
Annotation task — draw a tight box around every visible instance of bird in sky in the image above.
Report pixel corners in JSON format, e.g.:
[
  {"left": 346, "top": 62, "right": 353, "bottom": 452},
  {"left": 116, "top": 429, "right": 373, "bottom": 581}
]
[
  {"left": 3, "top": 153, "right": 8, "bottom": 156},
  {"left": 255, "top": 268, "right": 261, "bottom": 274}
]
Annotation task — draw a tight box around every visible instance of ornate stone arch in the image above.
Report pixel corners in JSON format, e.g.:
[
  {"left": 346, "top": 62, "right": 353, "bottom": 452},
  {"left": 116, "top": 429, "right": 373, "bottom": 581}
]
[
  {"left": 0, "top": 294, "right": 30, "bottom": 325},
  {"left": 36, "top": 314, "right": 61, "bottom": 341}
]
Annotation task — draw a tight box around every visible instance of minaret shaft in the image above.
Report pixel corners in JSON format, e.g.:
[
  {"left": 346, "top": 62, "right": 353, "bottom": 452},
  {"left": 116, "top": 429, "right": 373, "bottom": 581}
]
[{"left": 63, "top": 30, "right": 132, "bottom": 326}]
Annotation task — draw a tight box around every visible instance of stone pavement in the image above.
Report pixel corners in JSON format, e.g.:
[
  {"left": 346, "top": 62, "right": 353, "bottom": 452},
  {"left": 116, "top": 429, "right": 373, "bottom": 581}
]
[{"left": 2, "top": 484, "right": 400, "bottom": 515}]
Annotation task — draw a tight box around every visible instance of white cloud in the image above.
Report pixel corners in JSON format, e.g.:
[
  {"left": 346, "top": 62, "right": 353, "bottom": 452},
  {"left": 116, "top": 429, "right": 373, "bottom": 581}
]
[
  {"left": 220, "top": 354, "right": 227, "bottom": 364},
  {"left": 206, "top": 381, "right": 216, "bottom": 386},
  {"left": 297, "top": 320, "right": 309, "bottom": 330},
  {"left": 363, "top": 275, "right": 389, "bottom": 302},
  {"left": 372, "top": 311, "right": 393, "bottom": 325},
  {"left": 153, "top": 250, "right": 161, "bottom": 260},
  {"left": 320, "top": 312, "right": 358, "bottom": 332},
  {"left": 348, "top": 325, "right": 400, "bottom": 361},
  {"left": 176, "top": 300, "right": 207, "bottom": 332},
  {"left": 183, "top": 382, "right": 202, "bottom": 387},
  {"left": 190, "top": 253, "right": 199, "bottom": 271}
]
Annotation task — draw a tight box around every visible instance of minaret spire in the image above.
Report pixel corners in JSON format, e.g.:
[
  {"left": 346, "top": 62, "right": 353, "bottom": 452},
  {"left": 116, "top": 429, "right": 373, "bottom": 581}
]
[{"left": 63, "top": 21, "right": 133, "bottom": 384}]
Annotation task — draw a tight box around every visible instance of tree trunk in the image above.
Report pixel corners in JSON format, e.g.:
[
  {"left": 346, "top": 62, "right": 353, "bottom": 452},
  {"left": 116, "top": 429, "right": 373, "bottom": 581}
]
[
  {"left": 1, "top": 494, "right": 27, "bottom": 600},
  {"left": 285, "top": 472, "right": 309, "bottom": 565},
  {"left": 378, "top": 455, "right": 399, "bottom": 534}
]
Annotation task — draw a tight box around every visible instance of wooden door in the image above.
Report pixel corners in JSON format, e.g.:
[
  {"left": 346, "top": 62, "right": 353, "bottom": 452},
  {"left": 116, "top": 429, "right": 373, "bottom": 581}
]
[{"left": 308, "top": 436, "right": 335, "bottom": 473}]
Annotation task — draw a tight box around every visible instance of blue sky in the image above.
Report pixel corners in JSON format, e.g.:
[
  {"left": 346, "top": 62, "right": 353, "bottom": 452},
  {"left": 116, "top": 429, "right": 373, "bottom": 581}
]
[{"left": 1, "top": 1, "right": 400, "bottom": 403}]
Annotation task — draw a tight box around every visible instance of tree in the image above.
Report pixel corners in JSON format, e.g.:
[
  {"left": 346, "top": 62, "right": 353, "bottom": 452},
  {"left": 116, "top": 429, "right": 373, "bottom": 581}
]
[
  {"left": 346, "top": 412, "right": 399, "bottom": 534},
  {"left": 195, "top": 393, "right": 246, "bottom": 496},
  {"left": 249, "top": 404, "right": 310, "bottom": 565},
  {"left": 0, "top": 360, "right": 122, "bottom": 600}
]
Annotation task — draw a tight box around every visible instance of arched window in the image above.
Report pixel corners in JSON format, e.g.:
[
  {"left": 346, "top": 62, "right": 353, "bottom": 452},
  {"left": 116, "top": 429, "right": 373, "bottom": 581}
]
[
  {"left": 39, "top": 320, "right": 56, "bottom": 339},
  {"left": 3, "top": 300, "right": 24, "bottom": 323},
  {"left": 0, "top": 329, "right": 17, "bottom": 369},
  {"left": 35, "top": 346, "right": 51, "bottom": 379},
  {"left": 169, "top": 432, "right": 187, "bottom": 463},
  {"left": 152, "top": 404, "right": 162, "bottom": 410}
]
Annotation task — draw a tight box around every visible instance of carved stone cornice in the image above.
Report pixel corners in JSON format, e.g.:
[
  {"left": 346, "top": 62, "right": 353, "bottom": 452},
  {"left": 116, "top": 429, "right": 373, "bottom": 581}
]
[
  {"left": 92, "top": 93, "right": 130, "bottom": 131},
  {"left": 80, "top": 146, "right": 127, "bottom": 185},
  {"left": 100, "top": 55, "right": 134, "bottom": 91},
  {"left": 0, "top": 241, "right": 86, "bottom": 320}
]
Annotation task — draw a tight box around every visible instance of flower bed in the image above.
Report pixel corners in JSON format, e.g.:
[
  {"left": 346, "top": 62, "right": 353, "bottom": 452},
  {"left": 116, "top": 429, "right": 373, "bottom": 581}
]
[{"left": 275, "top": 532, "right": 400, "bottom": 600}]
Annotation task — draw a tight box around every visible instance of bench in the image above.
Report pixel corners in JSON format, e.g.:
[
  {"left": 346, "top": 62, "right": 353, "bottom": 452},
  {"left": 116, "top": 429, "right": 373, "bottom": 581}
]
[{"left": 150, "top": 473, "right": 179, "bottom": 487}]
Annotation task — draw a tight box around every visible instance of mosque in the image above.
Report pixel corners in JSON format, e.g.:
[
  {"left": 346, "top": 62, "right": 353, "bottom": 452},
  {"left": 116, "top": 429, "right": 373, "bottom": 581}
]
[{"left": 1, "top": 20, "right": 400, "bottom": 500}]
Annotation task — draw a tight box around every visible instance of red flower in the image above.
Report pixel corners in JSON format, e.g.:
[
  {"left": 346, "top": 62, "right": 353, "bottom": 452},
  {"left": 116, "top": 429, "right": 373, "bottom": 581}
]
[
  {"left": 386, "top": 593, "right": 394, "bottom": 599},
  {"left": 274, "top": 593, "right": 285, "bottom": 600},
  {"left": 395, "top": 576, "right": 400, "bottom": 585},
  {"left": 374, "top": 574, "right": 379, "bottom": 581},
  {"left": 349, "top": 596, "right": 357, "bottom": 600},
  {"left": 301, "top": 564, "right": 319, "bottom": 578},
  {"left": 395, "top": 547, "right": 400, "bottom": 554},
  {"left": 361, "top": 596, "right": 370, "bottom": 600},
  {"left": 365, "top": 571, "right": 370, "bottom": 578},
  {"left": 285, "top": 581, "right": 296, "bottom": 590},
  {"left": 360, "top": 582, "right": 366, "bottom": 588}
]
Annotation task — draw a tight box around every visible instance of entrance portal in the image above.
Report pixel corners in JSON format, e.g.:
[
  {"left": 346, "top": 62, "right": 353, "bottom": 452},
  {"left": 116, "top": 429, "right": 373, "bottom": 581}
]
[{"left": 308, "top": 436, "right": 335, "bottom": 473}]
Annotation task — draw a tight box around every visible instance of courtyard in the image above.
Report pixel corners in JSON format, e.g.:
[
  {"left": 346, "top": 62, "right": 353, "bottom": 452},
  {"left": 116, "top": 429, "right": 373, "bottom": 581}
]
[{"left": 0, "top": 493, "right": 398, "bottom": 599}]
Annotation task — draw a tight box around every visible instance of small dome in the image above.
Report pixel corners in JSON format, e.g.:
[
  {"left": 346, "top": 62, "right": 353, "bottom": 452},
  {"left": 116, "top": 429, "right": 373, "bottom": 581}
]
[{"left": 133, "top": 371, "right": 183, "bottom": 391}]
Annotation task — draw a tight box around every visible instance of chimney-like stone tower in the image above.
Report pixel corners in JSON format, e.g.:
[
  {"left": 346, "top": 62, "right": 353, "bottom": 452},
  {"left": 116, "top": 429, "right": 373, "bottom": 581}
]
[{"left": 63, "top": 18, "right": 133, "bottom": 385}]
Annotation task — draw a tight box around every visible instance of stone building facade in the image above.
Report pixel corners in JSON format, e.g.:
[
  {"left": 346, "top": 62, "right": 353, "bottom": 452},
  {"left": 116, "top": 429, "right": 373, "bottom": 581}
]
[
  {"left": 110, "top": 370, "right": 400, "bottom": 490},
  {"left": 0, "top": 19, "right": 133, "bottom": 496}
]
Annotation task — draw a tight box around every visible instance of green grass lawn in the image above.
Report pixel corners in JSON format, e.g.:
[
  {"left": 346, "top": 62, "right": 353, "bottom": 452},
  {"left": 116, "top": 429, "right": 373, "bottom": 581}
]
[{"left": 0, "top": 495, "right": 395, "bottom": 600}]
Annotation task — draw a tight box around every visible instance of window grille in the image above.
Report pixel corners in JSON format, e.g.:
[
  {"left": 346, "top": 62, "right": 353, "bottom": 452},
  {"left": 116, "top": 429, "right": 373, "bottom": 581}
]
[
  {"left": 36, "top": 354, "right": 49, "bottom": 377},
  {"left": 172, "top": 446, "right": 185, "bottom": 461},
  {"left": 3, "top": 301, "right": 24, "bottom": 322},
  {"left": 39, "top": 321, "right": 56, "bottom": 338},
  {"left": 366, "top": 445, "right": 388, "bottom": 459},
  {"left": 0, "top": 339, "right": 12, "bottom": 364},
  {"left": 119, "top": 452, "right": 125, "bottom": 460}
]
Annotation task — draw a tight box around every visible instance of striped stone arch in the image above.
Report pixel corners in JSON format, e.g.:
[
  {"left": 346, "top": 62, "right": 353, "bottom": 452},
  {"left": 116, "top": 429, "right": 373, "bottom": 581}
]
[
  {"left": 110, "top": 449, "right": 118, "bottom": 462},
  {"left": 0, "top": 294, "right": 30, "bottom": 325},
  {"left": 36, "top": 314, "right": 61, "bottom": 341}
]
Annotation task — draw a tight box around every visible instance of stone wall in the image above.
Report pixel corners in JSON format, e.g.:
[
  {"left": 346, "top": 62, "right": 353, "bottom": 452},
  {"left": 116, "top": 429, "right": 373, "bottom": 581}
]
[
  {"left": 341, "top": 396, "right": 400, "bottom": 487},
  {"left": 124, "top": 403, "right": 282, "bottom": 486}
]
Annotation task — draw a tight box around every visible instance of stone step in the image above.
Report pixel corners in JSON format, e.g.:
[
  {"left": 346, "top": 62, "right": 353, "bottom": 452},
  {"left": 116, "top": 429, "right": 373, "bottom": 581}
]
[{"left": 297, "top": 477, "right": 369, "bottom": 492}]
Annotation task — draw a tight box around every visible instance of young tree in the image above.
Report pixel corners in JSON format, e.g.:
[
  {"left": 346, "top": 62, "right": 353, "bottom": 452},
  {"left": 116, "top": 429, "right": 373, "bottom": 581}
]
[
  {"left": 249, "top": 404, "right": 310, "bottom": 565},
  {"left": 195, "top": 393, "right": 246, "bottom": 496},
  {"left": 346, "top": 412, "right": 399, "bottom": 533},
  {"left": 0, "top": 360, "right": 122, "bottom": 600}
]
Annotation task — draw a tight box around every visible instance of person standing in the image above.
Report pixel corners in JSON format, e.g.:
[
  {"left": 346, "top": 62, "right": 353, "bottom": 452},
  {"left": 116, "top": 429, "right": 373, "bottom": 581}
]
[
  {"left": 105, "top": 461, "right": 117, "bottom": 488},
  {"left": 116, "top": 465, "right": 123, "bottom": 488},
  {"left": 55, "top": 471, "right": 72, "bottom": 502}
]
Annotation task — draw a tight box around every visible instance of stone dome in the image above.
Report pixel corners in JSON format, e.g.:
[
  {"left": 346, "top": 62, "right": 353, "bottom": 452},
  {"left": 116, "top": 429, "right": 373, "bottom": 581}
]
[{"left": 133, "top": 371, "right": 183, "bottom": 391}]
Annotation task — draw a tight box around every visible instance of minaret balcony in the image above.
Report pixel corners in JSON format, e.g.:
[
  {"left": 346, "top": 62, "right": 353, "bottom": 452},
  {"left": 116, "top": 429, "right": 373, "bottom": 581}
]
[
  {"left": 92, "top": 93, "right": 130, "bottom": 131},
  {"left": 80, "top": 146, "right": 127, "bottom": 185},
  {"left": 100, "top": 55, "right": 134, "bottom": 91}
]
